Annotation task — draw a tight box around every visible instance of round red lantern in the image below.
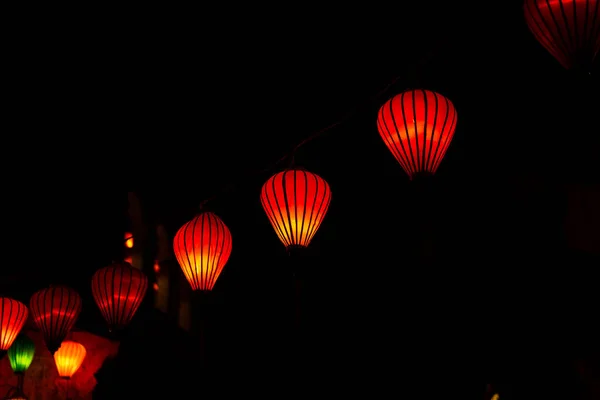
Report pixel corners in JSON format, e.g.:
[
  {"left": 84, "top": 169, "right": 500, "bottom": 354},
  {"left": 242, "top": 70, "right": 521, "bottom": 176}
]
[
  {"left": 174, "top": 212, "right": 233, "bottom": 291},
  {"left": 53, "top": 340, "right": 86, "bottom": 379},
  {"left": 377, "top": 89, "right": 457, "bottom": 180},
  {"left": 260, "top": 168, "right": 332, "bottom": 249},
  {"left": 524, "top": 0, "right": 600, "bottom": 70},
  {"left": 91, "top": 261, "right": 148, "bottom": 332},
  {"left": 29, "top": 286, "right": 82, "bottom": 354},
  {"left": 0, "top": 297, "right": 28, "bottom": 360}
]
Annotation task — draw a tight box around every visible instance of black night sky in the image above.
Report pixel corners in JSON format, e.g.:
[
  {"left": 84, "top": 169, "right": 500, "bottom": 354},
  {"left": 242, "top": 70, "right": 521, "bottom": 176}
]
[{"left": 2, "top": 2, "right": 599, "bottom": 399}]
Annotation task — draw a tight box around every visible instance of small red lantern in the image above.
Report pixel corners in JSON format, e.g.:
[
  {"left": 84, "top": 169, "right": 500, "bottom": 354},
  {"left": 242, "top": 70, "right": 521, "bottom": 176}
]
[
  {"left": 29, "top": 286, "right": 82, "bottom": 354},
  {"left": 91, "top": 261, "right": 148, "bottom": 332},
  {"left": 53, "top": 340, "right": 86, "bottom": 379},
  {"left": 173, "top": 212, "right": 233, "bottom": 291},
  {"left": 260, "top": 169, "right": 332, "bottom": 249},
  {"left": 524, "top": 0, "right": 600, "bottom": 70},
  {"left": 377, "top": 89, "right": 457, "bottom": 180},
  {"left": 0, "top": 297, "right": 28, "bottom": 359}
]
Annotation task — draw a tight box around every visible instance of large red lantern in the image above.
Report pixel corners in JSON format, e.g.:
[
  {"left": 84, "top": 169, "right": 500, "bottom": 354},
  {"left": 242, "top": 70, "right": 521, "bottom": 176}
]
[
  {"left": 524, "top": 0, "right": 600, "bottom": 70},
  {"left": 29, "top": 286, "right": 82, "bottom": 354},
  {"left": 260, "top": 169, "right": 332, "bottom": 249},
  {"left": 173, "top": 212, "right": 233, "bottom": 291},
  {"left": 377, "top": 89, "right": 457, "bottom": 180},
  {"left": 53, "top": 340, "right": 86, "bottom": 379},
  {"left": 91, "top": 261, "right": 148, "bottom": 332},
  {"left": 0, "top": 297, "right": 28, "bottom": 360}
]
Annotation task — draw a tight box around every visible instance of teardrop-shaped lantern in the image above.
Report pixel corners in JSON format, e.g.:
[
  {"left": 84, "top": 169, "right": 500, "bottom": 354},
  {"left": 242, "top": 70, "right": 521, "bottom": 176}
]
[
  {"left": 0, "top": 297, "right": 28, "bottom": 360},
  {"left": 377, "top": 89, "right": 457, "bottom": 180},
  {"left": 29, "top": 286, "right": 82, "bottom": 354},
  {"left": 173, "top": 212, "right": 233, "bottom": 291},
  {"left": 8, "top": 334, "right": 35, "bottom": 374},
  {"left": 260, "top": 169, "right": 332, "bottom": 249},
  {"left": 524, "top": 0, "right": 600, "bottom": 70},
  {"left": 91, "top": 261, "right": 148, "bottom": 332},
  {"left": 53, "top": 340, "right": 86, "bottom": 379}
]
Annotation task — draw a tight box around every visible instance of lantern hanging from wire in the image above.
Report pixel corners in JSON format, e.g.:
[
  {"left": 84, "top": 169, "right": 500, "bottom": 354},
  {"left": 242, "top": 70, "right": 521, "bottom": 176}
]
[
  {"left": 0, "top": 297, "right": 28, "bottom": 360},
  {"left": 91, "top": 261, "right": 148, "bottom": 332},
  {"left": 524, "top": 0, "right": 600, "bottom": 70},
  {"left": 173, "top": 212, "right": 233, "bottom": 291},
  {"left": 53, "top": 340, "right": 86, "bottom": 379},
  {"left": 29, "top": 286, "right": 82, "bottom": 354},
  {"left": 260, "top": 168, "right": 332, "bottom": 249},
  {"left": 8, "top": 334, "right": 35, "bottom": 374},
  {"left": 377, "top": 89, "right": 458, "bottom": 180}
]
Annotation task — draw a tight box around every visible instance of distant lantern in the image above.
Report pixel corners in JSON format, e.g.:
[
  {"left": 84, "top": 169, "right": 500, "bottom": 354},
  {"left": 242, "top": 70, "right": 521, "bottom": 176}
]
[
  {"left": 53, "top": 340, "right": 86, "bottom": 379},
  {"left": 0, "top": 297, "right": 28, "bottom": 360},
  {"left": 524, "top": 0, "right": 600, "bottom": 70},
  {"left": 260, "top": 169, "right": 332, "bottom": 249},
  {"left": 8, "top": 334, "right": 35, "bottom": 374},
  {"left": 29, "top": 286, "right": 82, "bottom": 355},
  {"left": 91, "top": 261, "right": 148, "bottom": 332},
  {"left": 377, "top": 89, "right": 457, "bottom": 180},
  {"left": 173, "top": 212, "right": 233, "bottom": 291},
  {"left": 125, "top": 232, "right": 134, "bottom": 248}
]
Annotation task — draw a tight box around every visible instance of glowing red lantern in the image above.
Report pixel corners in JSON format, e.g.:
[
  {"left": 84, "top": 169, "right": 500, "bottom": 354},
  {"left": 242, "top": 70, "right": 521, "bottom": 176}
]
[
  {"left": 53, "top": 340, "right": 86, "bottom": 379},
  {"left": 524, "top": 0, "right": 600, "bottom": 70},
  {"left": 0, "top": 297, "right": 28, "bottom": 360},
  {"left": 260, "top": 169, "right": 332, "bottom": 249},
  {"left": 174, "top": 212, "right": 233, "bottom": 291},
  {"left": 29, "top": 286, "right": 82, "bottom": 354},
  {"left": 91, "top": 261, "right": 148, "bottom": 332},
  {"left": 377, "top": 89, "right": 457, "bottom": 180}
]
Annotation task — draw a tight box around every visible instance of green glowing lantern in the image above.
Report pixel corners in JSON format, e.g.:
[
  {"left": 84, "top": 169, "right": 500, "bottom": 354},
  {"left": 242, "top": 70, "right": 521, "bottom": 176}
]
[{"left": 8, "top": 334, "right": 35, "bottom": 374}]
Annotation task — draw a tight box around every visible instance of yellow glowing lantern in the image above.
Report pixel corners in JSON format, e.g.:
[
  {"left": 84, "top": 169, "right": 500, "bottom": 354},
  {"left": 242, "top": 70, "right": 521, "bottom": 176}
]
[{"left": 53, "top": 340, "right": 86, "bottom": 379}]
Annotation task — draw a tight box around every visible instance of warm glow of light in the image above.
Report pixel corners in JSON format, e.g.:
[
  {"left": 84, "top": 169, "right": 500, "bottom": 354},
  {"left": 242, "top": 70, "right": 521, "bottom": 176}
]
[
  {"left": 0, "top": 297, "right": 28, "bottom": 352},
  {"left": 174, "top": 212, "right": 232, "bottom": 291},
  {"left": 491, "top": 394, "right": 499, "bottom": 400},
  {"left": 54, "top": 340, "right": 86, "bottom": 379},
  {"left": 524, "top": 0, "right": 600, "bottom": 69},
  {"left": 153, "top": 283, "right": 159, "bottom": 291},
  {"left": 125, "top": 232, "right": 134, "bottom": 248},
  {"left": 124, "top": 256, "right": 133, "bottom": 264},
  {"left": 377, "top": 89, "right": 457, "bottom": 179},
  {"left": 8, "top": 334, "right": 35, "bottom": 373},
  {"left": 153, "top": 261, "right": 160, "bottom": 273},
  {"left": 91, "top": 261, "right": 148, "bottom": 332},
  {"left": 260, "top": 169, "right": 332, "bottom": 249}
]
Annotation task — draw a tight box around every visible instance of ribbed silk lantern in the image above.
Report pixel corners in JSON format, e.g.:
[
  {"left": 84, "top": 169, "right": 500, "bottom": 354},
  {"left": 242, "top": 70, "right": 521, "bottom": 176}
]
[
  {"left": 377, "top": 89, "right": 457, "bottom": 180},
  {"left": 29, "top": 286, "right": 82, "bottom": 354},
  {"left": 91, "top": 261, "right": 148, "bottom": 332},
  {"left": 8, "top": 334, "right": 35, "bottom": 374},
  {"left": 53, "top": 340, "right": 86, "bottom": 379},
  {"left": 524, "top": 0, "right": 600, "bottom": 70},
  {"left": 260, "top": 169, "right": 332, "bottom": 249},
  {"left": 0, "top": 297, "right": 28, "bottom": 360},
  {"left": 173, "top": 212, "right": 233, "bottom": 291}
]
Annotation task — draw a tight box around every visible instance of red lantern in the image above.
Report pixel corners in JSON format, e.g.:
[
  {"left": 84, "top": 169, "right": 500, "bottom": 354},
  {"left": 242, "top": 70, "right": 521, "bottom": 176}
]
[
  {"left": 0, "top": 297, "right": 28, "bottom": 359},
  {"left": 377, "top": 89, "right": 457, "bottom": 180},
  {"left": 53, "top": 340, "right": 86, "bottom": 379},
  {"left": 260, "top": 169, "right": 332, "bottom": 249},
  {"left": 524, "top": 0, "right": 600, "bottom": 70},
  {"left": 173, "top": 212, "right": 232, "bottom": 291},
  {"left": 91, "top": 261, "right": 148, "bottom": 332},
  {"left": 29, "top": 286, "right": 82, "bottom": 354}
]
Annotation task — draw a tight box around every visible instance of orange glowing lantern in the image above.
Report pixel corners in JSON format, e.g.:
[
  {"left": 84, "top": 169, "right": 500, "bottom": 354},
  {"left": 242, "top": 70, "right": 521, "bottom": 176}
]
[
  {"left": 377, "top": 89, "right": 457, "bottom": 180},
  {"left": 524, "top": 0, "right": 600, "bottom": 70},
  {"left": 53, "top": 340, "right": 86, "bottom": 379},
  {"left": 91, "top": 261, "right": 148, "bottom": 332},
  {"left": 29, "top": 286, "right": 82, "bottom": 354},
  {"left": 124, "top": 232, "right": 134, "bottom": 248},
  {"left": 173, "top": 212, "right": 233, "bottom": 291},
  {"left": 260, "top": 169, "right": 332, "bottom": 249},
  {"left": 0, "top": 297, "right": 28, "bottom": 360}
]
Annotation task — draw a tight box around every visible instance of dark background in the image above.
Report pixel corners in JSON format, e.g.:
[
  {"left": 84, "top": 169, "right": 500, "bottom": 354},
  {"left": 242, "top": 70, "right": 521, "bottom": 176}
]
[{"left": 2, "top": 1, "right": 599, "bottom": 398}]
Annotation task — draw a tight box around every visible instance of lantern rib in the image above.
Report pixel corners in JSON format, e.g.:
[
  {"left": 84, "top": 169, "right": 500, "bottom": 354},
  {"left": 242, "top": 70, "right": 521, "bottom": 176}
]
[
  {"left": 425, "top": 91, "right": 438, "bottom": 172},
  {"left": 377, "top": 118, "right": 411, "bottom": 174},
  {"left": 0, "top": 298, "right": 28, "bottom": 352},
  {"left": 384, "top": 97, "right": 414, "bottom": 175}
]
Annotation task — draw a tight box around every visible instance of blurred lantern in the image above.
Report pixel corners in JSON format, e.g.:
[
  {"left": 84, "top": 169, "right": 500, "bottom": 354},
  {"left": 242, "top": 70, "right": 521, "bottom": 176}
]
[
  {"left": 29, "top": 286, "right": 82, "bottom": 354},
  {"left": 173, "top": 212, "right": 232, "bottom": 291},
  {"left": 377, "top": 89, "right": 458, "bottom": 180},
  {"left": 124, "top": 232, "right": 134, "bottom": 248},
  {"left": 8, "top": 334, "right": 35, "bottom": 374},
  {"left": 53, "top": 340, "right": 86, "bottom": 379},
  {"left": 524, "top": 0, "right": 600, "bottom": 70},
  {"left": 260, "top": 169, "right": 332, "bottom": 249},
  {"left": 91, "top": 261, "right": 148, "bottom": 332},
  {"left": 0, "top": 297, "right": 28, "bottom": 360}
]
